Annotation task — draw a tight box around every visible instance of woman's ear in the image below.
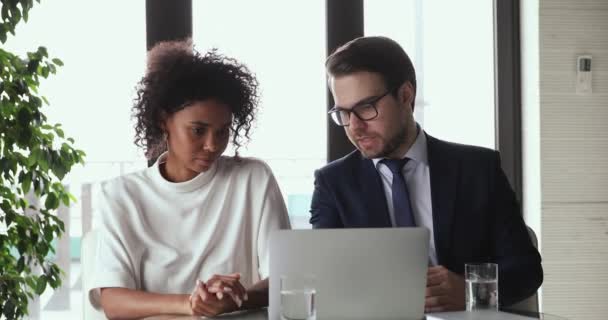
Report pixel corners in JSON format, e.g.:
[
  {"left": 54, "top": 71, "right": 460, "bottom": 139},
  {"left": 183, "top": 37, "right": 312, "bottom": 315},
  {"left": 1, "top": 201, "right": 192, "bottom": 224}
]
[{"left": 159, "top": 111, "right": 170, "bottom": 135}]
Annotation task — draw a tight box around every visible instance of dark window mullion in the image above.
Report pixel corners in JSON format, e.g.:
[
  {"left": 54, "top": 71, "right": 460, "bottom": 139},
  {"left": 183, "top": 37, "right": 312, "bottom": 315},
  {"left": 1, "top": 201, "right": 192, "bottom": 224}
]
[
  {"left": 145, "top": 0, "right": 192, "bottom": 51},
  {"left": 326, "top": 0, "right": 364, "bottom": 162},
  {"left": 494, "top": 0, "right": 523, "bottom": 204}
]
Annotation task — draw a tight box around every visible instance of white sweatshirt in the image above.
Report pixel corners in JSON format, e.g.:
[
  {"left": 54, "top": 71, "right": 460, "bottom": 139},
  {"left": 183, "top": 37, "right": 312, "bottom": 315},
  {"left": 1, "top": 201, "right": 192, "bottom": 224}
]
[{"left": 88, "top": 153, "right": 291, "bottom": 307}]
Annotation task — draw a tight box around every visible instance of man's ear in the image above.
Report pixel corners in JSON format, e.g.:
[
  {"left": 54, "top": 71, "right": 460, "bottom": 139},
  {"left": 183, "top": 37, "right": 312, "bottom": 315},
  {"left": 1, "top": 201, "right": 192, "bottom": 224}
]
[
  {"left": 328, "top": 76, "right": 338, "bottom": 101},
  {"left": 398, "top": 81, "right": 416, "bottom": 112}
]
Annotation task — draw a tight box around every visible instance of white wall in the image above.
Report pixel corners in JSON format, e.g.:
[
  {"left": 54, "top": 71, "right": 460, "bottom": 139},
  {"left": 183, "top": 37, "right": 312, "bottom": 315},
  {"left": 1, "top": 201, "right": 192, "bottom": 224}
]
[{"left": 523, "top": 0, "right": 608, "bottom": 318}]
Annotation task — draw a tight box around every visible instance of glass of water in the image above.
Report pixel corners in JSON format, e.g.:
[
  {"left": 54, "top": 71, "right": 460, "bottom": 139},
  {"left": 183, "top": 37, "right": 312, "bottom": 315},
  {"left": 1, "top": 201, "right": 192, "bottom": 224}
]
[
  {"left": 280, "top": 274, "right": 316, "bottom": 320},
  {"left": 465, "top": 263, "right": 499, "bottom": 311}
]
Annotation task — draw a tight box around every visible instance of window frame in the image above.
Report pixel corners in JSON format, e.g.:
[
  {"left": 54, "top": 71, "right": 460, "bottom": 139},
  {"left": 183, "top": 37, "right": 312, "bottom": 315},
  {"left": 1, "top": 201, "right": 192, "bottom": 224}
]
[{"left": 145, "top": 0, "right": 524, "bottom": 205}]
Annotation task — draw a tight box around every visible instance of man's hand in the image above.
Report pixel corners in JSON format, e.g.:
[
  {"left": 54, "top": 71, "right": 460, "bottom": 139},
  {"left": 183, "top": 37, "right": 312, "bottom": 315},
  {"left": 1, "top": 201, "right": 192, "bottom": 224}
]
[
  {"left": 188, "top": 280, "right": 237, "bottom": 317},
  {"left": 425, "top": 265, "right": 466, "bottom": 313}
]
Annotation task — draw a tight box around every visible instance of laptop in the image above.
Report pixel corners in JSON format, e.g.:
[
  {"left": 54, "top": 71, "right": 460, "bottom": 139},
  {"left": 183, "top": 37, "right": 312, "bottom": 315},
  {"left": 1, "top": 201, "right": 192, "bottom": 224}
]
[{"left": 269, "top": 228, "right": 429, "bottom": 320}]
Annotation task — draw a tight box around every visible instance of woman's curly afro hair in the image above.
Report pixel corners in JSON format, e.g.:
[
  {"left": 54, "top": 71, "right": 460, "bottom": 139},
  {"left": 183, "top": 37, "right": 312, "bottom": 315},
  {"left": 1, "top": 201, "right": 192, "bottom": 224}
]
[{"left": 132, "top": 39, "right": 259, "bottom": 160}]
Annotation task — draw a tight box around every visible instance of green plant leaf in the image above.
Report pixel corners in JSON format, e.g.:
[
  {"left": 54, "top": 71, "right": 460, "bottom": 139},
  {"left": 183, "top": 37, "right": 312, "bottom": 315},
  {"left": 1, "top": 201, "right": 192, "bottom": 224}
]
[
  {"left": 1, "top": 2, "right": 85, "bottom": 317},
  {"left": 17, "top": 256, "right": 25, "bottom": 272},
  {"left": 5, "top": 211, "right": 14, "bottom": 227},
  {"left": 41, "top": 66, "right": 49, "bottom": 78},
  {"left": 2, "top": 300, "right": 16, "bottom": 320},
  {"left": 27, "top": 59, "right": 39, "bottom": 72},
  {"left": 27, "top": 148, "right": 39, "bottom": 167},
  {"left": 44, "top": 226, "right": 53, "bottom": 243},
  {"left": 33, "top": 178, "right": 40, "bottom": 195},
  {"left": 18, "top": 198, "right": 27, "bottom": 210},
  {"left": 23, "top": 10, "right": 30, "bottom": 22},
  {"left": 1, "top": 5, "right": 9, "bottom": 22},
  {"left": 44, "top": 193, "right": 58, "bottom": 210},
  {"left": 38, "top": 154, "right": 48, "bottom": 171},
  {"left": 11, "top": 7, "right": 21, "bottom": 24},
  {"left": 25, "top": 276, "right": 36, "bottom": 290},
  {"left": 22, "top": 172, "right": 32, "bottom": 193},
  {"left": 52, "top": 160, "right": 68, "bottom": 180},
  {"left": 60, "top": 193, "right": 70, "bottom": 207},
  {"left": 51, "top": 58, "right": 63, "bottom": 66},
  {"left": 48, "top": 273, "right": 61, "bottom": 288},
  {"left": 16, "top": 107, "right": 31, "bottom": 127},
  {"left": 35, "top": 275, "right": 47, "bottom": 295}
]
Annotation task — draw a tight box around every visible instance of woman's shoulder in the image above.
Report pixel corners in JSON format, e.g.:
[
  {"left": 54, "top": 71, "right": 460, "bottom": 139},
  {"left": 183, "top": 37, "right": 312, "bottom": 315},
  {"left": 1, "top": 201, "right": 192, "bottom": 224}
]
[
  {"left": 98, "top": 168, "right": 150, "bottom": 202},
  {"left": 95, "top": 168, "right": 156, "bottom": 227},
  {"left": 102, "top": 167, "right": 148, "bottom": 186},
  {"left": 218, "top": 156, "right": 275, "bottom": 178}
]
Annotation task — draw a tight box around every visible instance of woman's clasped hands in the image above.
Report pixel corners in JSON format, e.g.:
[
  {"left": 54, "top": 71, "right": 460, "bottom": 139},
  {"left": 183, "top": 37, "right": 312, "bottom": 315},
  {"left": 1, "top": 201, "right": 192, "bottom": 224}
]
[{"left": 188, "top": 273, "right": 249, "bottom": 317}]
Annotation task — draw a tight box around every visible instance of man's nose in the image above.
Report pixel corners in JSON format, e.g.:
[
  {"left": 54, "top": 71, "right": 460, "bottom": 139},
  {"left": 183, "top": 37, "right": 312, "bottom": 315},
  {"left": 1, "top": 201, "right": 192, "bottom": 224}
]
[{"left": 349, "top": 113, "right": 366, "bottom": 130}]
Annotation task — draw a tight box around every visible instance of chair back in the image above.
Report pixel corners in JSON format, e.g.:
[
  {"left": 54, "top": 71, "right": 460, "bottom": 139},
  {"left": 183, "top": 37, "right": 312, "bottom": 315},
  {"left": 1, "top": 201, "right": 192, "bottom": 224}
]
[{"left": 506, "top": 226, "right": 540, "bottom": 313}]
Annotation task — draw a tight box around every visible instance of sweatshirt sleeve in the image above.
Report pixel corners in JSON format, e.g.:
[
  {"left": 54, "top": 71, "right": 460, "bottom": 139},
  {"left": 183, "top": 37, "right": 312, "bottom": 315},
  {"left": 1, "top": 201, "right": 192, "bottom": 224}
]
[{"left": 86, "top": 180, "right": 138, "bottom": 310}]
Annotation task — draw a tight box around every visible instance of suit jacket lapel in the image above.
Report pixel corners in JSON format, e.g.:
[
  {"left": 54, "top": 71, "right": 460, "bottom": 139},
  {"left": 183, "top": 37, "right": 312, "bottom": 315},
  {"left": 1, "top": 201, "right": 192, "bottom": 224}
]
[
  {"left": 357, "top": 155, "right": 392, "bottom": 227},
  {"left": 427, "top": 134, "right": 459, "bottom": 265}
]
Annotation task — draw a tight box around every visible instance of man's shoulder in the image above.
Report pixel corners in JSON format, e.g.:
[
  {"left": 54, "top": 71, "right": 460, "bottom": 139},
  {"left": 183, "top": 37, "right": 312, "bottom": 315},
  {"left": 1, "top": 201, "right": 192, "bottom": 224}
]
[
  {"left": 316, "top": 150, "right": 364, "bottom": 178},
  {"left": 428, "top": 134, "right": 498, "bottom": 163}
]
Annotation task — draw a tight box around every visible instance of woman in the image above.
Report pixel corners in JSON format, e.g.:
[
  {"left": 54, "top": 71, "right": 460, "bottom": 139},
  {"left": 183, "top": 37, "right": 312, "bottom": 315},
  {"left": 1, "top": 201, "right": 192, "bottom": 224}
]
[{"left": 88, "top": 39, "right": 291, "bottom": 319}]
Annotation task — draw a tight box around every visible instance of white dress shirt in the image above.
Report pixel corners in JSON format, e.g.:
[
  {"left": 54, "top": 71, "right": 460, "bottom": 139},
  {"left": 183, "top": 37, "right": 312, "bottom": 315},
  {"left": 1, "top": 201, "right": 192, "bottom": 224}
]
[{"left": 373, "top": 129, "right": 438, "bottom": 265}]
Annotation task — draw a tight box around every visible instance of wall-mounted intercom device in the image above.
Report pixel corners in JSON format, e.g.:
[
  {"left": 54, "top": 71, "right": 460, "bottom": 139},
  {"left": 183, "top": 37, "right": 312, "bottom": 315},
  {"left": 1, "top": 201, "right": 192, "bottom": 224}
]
[{"left": 576, "top": 55, "right": 592, "bottom": 95}]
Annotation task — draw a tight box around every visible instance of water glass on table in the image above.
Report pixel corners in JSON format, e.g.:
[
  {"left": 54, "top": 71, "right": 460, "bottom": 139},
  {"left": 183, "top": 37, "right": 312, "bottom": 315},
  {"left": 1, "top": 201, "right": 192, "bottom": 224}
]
[
  {"left": 280, "top": 274, "right": 316, "bottom": 320},
  {"left": 465, "top": 263, "right": 499, "bottom": 311}
]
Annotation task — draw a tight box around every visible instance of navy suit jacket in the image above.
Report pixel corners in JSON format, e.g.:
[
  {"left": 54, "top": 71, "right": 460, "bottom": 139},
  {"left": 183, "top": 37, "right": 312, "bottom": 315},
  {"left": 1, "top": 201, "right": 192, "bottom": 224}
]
[{"left": 309, "top": 133, "right": 543, "bottom": 306}]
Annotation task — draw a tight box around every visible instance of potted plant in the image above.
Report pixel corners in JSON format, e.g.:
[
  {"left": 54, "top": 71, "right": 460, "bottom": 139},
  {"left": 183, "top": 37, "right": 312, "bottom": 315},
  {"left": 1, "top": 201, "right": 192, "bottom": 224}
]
[{"left": 1, "top": 1, "right": 85, "bottom": 318}]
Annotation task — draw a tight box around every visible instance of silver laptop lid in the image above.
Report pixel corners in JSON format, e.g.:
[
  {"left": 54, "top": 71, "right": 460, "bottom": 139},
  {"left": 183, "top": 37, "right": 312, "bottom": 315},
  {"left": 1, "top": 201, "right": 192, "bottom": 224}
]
[{"left": 269, "top": 228, "right": 429, "bottom": 320}]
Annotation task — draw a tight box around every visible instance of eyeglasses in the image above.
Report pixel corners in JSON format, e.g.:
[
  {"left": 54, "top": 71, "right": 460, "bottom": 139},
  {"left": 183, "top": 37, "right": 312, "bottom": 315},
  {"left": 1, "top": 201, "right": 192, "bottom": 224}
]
[{"left": 328, "top": 89, "right": 393, "bottom": 127}]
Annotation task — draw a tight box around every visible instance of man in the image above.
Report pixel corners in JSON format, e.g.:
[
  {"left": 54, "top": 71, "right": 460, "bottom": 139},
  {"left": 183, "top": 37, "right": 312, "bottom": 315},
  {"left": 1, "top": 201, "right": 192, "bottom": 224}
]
[{"left": 310, "top": 36, "right": 542, "bottom": 312}]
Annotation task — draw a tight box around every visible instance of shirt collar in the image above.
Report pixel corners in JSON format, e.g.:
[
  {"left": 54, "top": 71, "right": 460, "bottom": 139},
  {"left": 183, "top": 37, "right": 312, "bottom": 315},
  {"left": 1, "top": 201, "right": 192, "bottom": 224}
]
[
  {"left": 372, "top": 123, "right": 429, "bottom": 168},
  {"left": 148, "top": 152, "right": 219, "bottom": 193}
]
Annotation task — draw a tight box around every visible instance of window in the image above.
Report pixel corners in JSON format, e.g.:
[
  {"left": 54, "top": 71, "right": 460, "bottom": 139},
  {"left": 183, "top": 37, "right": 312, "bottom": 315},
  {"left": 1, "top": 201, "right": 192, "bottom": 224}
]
[
  {"left": 193, "top": 0, "right": 327, "bottom": 229},
  {"left": 365, "top": 0, "right": 496, "bottom": 149}
]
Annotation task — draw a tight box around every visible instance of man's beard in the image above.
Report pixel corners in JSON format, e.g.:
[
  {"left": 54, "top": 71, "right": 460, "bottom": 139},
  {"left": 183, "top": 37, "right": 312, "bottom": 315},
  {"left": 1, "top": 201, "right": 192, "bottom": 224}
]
[{"left": 360, "top": 124, "right": 409, "bottom": 159}]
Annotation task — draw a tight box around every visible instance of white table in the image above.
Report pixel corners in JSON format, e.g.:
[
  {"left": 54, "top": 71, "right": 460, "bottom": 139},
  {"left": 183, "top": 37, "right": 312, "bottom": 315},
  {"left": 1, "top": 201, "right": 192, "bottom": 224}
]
[
  {"left": 144, "top": 309, "right": 568, "bottom": 320},
  {"left": 143, "top": 309, "right": 267, "bottom": 320},
  {"left": 427, "top": 310, "right": 567, "bottom": 320}
]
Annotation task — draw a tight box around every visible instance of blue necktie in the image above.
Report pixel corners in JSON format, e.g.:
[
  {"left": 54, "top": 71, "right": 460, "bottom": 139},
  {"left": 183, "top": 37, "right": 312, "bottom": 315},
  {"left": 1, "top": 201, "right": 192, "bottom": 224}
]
[{"left": 381, "top": 158, "right": 416, "bottom": 227}]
